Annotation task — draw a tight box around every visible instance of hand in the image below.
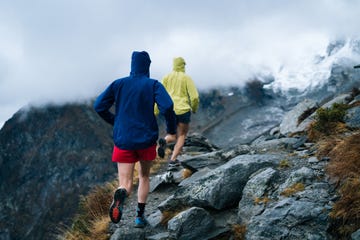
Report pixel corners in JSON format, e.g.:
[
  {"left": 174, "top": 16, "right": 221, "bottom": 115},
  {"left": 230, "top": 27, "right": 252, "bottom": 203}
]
[{"left": 165, "top": 134, "right": 176, "bottom": 143}]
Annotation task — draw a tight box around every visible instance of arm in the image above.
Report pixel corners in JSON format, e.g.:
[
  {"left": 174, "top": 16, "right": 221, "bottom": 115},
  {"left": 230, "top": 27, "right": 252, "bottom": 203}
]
[
  {"left": 154, "top": 81, "right": 176, "bottom": 135},
  {"left": 186, "top": 77, "right": 199, "bottom": 113},
  {"left": 94, "top": 83, "right": 115, "bottom": 125}
]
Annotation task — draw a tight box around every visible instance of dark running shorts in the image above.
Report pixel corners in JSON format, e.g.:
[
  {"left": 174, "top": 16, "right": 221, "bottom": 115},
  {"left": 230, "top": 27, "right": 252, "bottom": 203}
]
[
  {"left": 112, "top": 144, "right": 156, "bottom": 163},
  {"left": 176, "top": 111, "right": 191, "bottom": 124}
]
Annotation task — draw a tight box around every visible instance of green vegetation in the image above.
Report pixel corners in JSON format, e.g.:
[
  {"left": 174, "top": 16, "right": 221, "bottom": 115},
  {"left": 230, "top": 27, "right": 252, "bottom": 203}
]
[{"left": 313, "top": 103, "right": 349, "bottom": 134}]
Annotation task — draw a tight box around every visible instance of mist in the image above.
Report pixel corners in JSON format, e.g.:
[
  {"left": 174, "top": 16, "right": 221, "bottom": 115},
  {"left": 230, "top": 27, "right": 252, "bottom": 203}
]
[{"left": 1, "top": 0, "right": 360, "bottom": 127}]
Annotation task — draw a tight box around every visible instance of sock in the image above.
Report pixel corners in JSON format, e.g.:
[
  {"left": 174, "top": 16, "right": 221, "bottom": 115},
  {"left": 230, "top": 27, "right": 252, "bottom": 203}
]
[{"left": 137, "top": 202, "right": 146, "bottom": 217}]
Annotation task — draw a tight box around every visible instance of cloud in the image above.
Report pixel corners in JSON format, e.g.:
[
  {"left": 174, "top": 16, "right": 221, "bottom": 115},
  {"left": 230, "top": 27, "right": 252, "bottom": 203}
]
[{"left": 1, "top": 0, "right": 360, "bottom": 127}]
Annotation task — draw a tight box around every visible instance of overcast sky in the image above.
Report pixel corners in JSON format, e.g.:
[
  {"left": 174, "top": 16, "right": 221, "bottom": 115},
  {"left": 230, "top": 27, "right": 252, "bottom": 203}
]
[{"left": 1, "top": 0, "right": 360, "bottom": 127}]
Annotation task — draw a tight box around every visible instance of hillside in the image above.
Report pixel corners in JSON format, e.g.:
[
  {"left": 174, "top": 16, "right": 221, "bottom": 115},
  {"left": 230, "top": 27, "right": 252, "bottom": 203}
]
[
  {"left": 0, "top": 103, "right": 115, "bottom": 240},
  {"left": 63, "top": 88, "right": 360, "bottom": 240},
  {"left": 0, "top": 48, "right": 359, "bottom": 239}
]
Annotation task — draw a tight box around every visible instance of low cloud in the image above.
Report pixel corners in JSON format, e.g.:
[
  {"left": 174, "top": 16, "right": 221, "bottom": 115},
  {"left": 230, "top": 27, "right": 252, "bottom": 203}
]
[{"left": 0, "top": 0, "right": 360, "bottom": 127}]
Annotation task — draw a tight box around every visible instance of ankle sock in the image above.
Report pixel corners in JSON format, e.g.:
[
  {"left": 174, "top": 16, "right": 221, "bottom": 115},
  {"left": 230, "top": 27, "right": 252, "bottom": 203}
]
[{"left": 137, "top": 202, "right": 146, "bottom": 217}]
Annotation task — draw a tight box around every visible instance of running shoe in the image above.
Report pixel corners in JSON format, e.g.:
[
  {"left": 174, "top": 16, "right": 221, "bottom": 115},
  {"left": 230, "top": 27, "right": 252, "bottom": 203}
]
[
  {"left": 134, "top": 216, "right": 148, "bottom": 228},
  {"left": 157, "top": 138, "right": 166, "bottom": 158},
  {"left": 167, "top": 159, "right": 181, "bottom": 171},
  {"left": 109, "top": 188, "right": 127, "bottom": 223}
]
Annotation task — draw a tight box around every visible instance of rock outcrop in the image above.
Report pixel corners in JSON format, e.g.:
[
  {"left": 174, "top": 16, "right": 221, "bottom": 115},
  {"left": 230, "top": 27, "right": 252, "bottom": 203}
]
[
  {"left": 0, "top": 104, "right": 115, "bottom": 240},
  {"left": 108, "top": 90, "right": 360, "bottom": 240}
]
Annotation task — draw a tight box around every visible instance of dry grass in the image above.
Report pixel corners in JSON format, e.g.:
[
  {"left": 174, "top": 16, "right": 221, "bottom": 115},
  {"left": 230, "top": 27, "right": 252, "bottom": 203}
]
[
  {"left": 89, "top": 216, "right": 111, "bottom": 240},
  {"left": 60, "top": 145, "right": 172, "bottom": 239},
  {"left": 231, "top": 224, "right": 247, "bottom": 240},
  {"left": 160, "top": 207, "right": 190, "bottom": 226},
  {"left": 279, "top": 159, "right": 291, "bottom": 169},
  {"left": 182, "top": 168, "right": 193, "bottom": 179},
  {"left": 58, "top": 181, "right": 117, "bottom": 240},
  {"left": 326, "top": 132, "right": 360, "bottom": 182},
  {"left": 280, "top": 183, "right": 305, "bottom": 197},
  {"left": 329, "top": 177, "right": 360, "bottom": 239},
  {"left": 306, "top": 103, "right": 360, "bottom": 239},
  {"left": 308, "top": 122, "right": 348, "bottom": 142},
  {"left": 254, "top": 196, "right": 270, "bottom": 205},
  {"left": 322, "top": 131, "right": 360, "bottom": 238}
]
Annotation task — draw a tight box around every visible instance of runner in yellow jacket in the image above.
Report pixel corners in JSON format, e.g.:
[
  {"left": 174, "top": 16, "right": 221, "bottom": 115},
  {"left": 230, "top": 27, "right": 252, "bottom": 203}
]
[{"left": 158, "top": 57, "right": 199, "bottom": 170}]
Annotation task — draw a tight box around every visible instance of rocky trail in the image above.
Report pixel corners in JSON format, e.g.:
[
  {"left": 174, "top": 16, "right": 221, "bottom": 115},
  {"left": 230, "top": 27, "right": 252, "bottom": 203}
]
[{"left": 107, "top": 90, "right": 360, "bottom": 240}]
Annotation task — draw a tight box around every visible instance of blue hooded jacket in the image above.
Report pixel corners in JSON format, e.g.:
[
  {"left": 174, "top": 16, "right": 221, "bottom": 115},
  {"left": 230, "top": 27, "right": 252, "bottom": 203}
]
[{"left": 94, "top": 51, "right": 176, "bottom": 150}]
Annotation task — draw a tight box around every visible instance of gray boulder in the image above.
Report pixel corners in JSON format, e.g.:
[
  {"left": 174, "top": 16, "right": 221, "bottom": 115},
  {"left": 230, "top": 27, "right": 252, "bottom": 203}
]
[
  {"left": 345, "top": 106, "right": 360, "bottom": 129},
  {"left": 280, "top": 99, "right": 318, "bottom": 135},
  {"left": 278, "top": 167, "right": 316, "bottom": 194},
  {"left": 159, "top": 154, "right": 283, "bottom": 211},
  {"left": 238, "top": 167, "right": 278, "bottom": 223},
  {"left": 321, "top": 93, "right": 351, "bottom": 108},
  {"left": 167, "top": 207, "right": 215, "bottom": 240},
  {"left": 246, "top": 198, "right": 330, "bottom": 240},
  {"left": 352, "top": 228, "right": 360, "bottom": 240},
  {"left": 110, "top": 228, "right": 145, "bottom": 240},
  {"left": 180, "top": 151, "right": 225, "bottom": 172},
  {"left": 251, "top": 136, "right": 300, "bottom": 152}
]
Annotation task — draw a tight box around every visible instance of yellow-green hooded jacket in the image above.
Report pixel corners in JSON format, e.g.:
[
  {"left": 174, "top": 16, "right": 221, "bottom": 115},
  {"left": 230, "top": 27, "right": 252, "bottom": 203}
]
[{"left": 160, "top": 57, "right": 199, "bottom": 115}]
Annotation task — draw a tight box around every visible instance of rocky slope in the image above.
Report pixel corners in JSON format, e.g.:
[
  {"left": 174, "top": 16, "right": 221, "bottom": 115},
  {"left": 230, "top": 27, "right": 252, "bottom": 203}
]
[
  {"left": 0, "top": 92, "right": 243, "bottom": 240},
  {"left": 0, "top": 103, "right": 115, "bottom": 240},
  {"left": 108, "top": 89, "right": 360, "bottom": 240},
  {"left": 0, "top": 39, "right": 359, "bottom": 239}
]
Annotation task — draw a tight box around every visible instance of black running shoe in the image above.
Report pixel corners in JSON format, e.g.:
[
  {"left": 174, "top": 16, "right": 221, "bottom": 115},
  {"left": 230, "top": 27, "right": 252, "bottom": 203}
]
[
  {"left": 157, "top": 138, "right": 166, "bottom": 158},
  {"left": 167, "top": 159, "right": 181, "bottom": 171},
  {"left": 109, "top": 188, "right": 127, "bottom": 223}
]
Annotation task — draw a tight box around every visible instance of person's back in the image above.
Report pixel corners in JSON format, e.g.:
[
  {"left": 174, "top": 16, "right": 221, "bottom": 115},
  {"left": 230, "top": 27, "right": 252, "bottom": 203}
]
[
  {"left": 162, "top": 57, "right": 199, "bottom": 115},
  {"left": 159, "top": 57, "right": 199, "bottom": 170},
  {"left": 94, "top": 51, "right": 176, "bottom": 150},
  {"left": 94, "top": 51, "right": 176, "bottom": 227}
]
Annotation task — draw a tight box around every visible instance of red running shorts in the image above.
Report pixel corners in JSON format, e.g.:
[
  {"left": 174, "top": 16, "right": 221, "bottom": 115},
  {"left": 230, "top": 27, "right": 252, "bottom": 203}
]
[{"left": 112, "top": 144, "right": 156, "bottom": 163}]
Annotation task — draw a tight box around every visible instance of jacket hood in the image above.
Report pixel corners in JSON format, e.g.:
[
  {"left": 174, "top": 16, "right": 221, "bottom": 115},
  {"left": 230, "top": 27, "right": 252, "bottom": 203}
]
[
  {"left": 130, "top": 51, "right": 151, "bottom": 76},
  {"left": 173, "top": 57, "right": 186, "bottom": 72}
]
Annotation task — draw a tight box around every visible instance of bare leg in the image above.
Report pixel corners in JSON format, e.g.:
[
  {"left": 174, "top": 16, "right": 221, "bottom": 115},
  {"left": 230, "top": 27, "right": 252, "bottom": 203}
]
[
  {"left": 137, "top": 160, "right": 153, "bottom": 203},
  {"left": 165, "top": 134, "right": 176, "bottom": 143},
  {"left": 170, "top": 123, "right": 189, "bottom": 161},
  {"left": 117, "top": 162, "right": 135, "bottom": 195}
]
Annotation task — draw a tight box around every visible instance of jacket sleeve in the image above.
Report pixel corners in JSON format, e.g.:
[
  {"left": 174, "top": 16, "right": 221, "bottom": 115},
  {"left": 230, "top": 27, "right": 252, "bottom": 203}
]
[
  {"left": 93, "top": 83, "right": 115, "bottom": 125},
  {"left": 154, "top": 81, "right": 176, "bottom": 134},
  {"left": 186, "top": 77, "right": 199, "bottom": 113},
  {"left": 153, "top": 76, "right": 167, "bottom": 116}
]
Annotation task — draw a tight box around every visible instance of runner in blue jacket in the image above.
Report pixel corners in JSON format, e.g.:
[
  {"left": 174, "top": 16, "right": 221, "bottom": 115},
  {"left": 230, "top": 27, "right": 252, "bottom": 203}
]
[{"left": 94, "top": 51, "right": 176, "bottom": 227}]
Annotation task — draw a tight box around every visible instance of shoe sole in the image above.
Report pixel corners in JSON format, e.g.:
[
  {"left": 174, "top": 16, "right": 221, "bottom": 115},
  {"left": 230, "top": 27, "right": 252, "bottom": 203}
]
[
  {"left": 135, "top": 218, "right": 147, "bottom": 228},
  {"left": 134, "top": 223, "right": 146, "bottom": 228},
  {"left": 157, "top": 138, "right": 166, "bottom": 158},
  {"left": 167, "top": 163, "right": 181, "bottom": 171},
  {"left": 109, "top": 189, "right": 126, "bottom": 223}
]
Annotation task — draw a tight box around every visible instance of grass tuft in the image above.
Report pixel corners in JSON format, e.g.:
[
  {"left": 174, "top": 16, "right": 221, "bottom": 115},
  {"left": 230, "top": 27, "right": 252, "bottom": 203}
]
[
  {"left": 231, "top": 224, "right": 247, "bottom": 240},
  {"left": 326, "top": 132, "right": 360, "bottom": 182},
  {"left": 160, "top": 207, "right": 190, "bottom": 226},
  {"left": 280, "top": 183, "right": 305, "bottom": 197},
  {"left": 312, "top": 103, "right": 349, "bottom": 134},
  {"left": 279, "top": 159, "right": 291, "bottom": 169},
  {"left": 182, "top": 168, "right": 193, "bottom": 179},
  {"left": 323, "top": 131, "right": 360, "bottom": 239},
  {"left": 254, "top": 196, "right": 270, "bottom": 205},
  {"left": 58, "top": 181, "right": 117, "bottom": 240}
]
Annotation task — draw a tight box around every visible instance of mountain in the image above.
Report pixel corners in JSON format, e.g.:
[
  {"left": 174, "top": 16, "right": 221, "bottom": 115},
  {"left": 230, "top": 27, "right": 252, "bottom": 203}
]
[
  {"left": 0, "top": 103, "right": 115, "bottom": 240},
  {"left": 1, "top": 38, "right": 359, "bottom": 240}
]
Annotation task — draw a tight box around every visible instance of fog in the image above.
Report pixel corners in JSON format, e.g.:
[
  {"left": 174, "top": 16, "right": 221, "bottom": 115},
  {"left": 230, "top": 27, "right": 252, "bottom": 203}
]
[{"left": 1, "top": 0, "right": 360, "bottom": 127}]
